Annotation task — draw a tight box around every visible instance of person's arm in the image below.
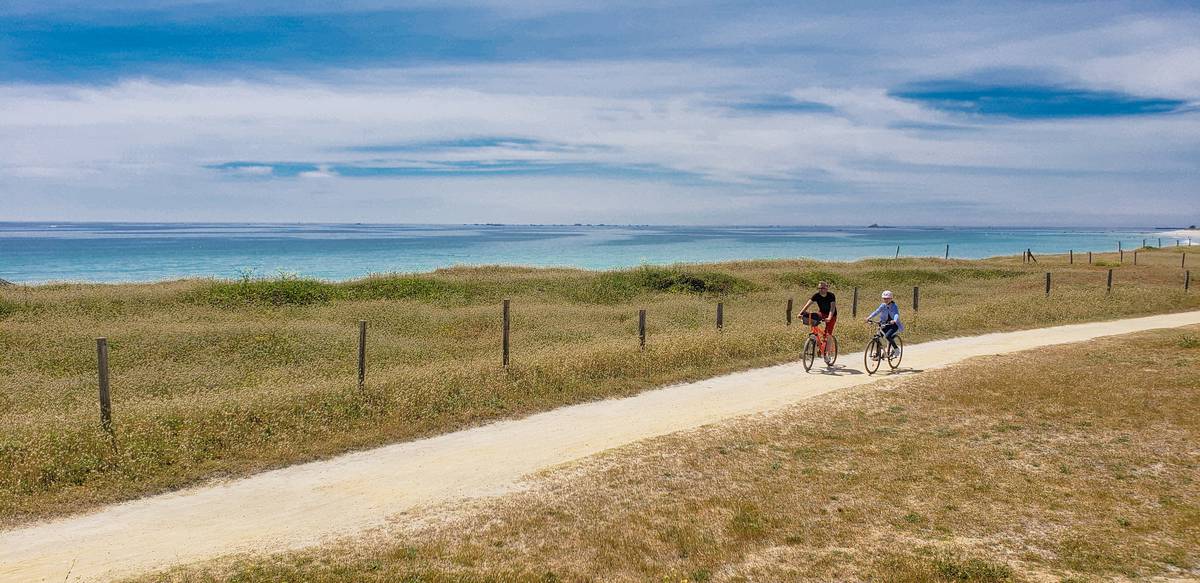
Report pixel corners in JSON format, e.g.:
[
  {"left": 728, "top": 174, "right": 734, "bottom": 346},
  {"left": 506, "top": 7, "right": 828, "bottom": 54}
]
[
  {"left": 829, "top": 300, "right": 837, "bottom": 315},
  {"left": 799, "top": 299, "right": 814, "bottom": 314},
  {"left": 890, "top": 305, "right": 900, "bottom": 323},
  {"left": 866, "top": 304, "right": 882, "bottom": 321}
]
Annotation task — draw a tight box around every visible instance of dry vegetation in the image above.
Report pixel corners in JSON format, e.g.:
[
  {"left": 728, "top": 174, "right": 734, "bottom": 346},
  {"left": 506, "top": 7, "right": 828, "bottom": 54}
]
[
  {"left": 1, "top": 248, "right": 1196, "bottom": 524},
  {"left": 142, "top": 325, "right": 1200, "bottom": 583}
]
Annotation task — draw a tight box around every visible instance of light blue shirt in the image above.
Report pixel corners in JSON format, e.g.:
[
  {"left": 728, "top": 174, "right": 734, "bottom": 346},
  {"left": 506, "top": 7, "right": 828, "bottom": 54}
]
[{"left": 868, "top": 301, "right": 904, "bottom": 331}]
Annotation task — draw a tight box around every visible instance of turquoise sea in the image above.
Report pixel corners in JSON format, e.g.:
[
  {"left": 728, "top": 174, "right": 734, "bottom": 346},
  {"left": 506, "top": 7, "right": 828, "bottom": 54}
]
[{"left": 0, "top": 223, "right": 1185, "bottom": 284}]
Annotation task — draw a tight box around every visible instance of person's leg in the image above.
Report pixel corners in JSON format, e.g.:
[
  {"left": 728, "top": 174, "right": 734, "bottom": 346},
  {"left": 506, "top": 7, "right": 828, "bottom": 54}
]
[
  {"left": 823, "top": 313, "right": 837, "bottom": 337},
  {"left": 883, "top": 323, "right": 898, "bottom": 349}
]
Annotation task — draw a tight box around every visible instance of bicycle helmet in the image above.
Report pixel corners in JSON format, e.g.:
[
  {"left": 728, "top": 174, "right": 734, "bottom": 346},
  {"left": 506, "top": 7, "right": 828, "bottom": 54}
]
[{"left": 881, "top": 290, "right": 893, "bottom": 300}]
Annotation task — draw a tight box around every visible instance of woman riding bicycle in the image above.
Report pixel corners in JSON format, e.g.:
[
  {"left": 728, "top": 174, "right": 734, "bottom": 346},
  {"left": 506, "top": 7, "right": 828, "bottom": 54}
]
[
  {"left": 799, "top": 281, "right": 837, "bottom": 338},
  {"left": 866, "top": 290, "right": 903, "bottom": 357}
]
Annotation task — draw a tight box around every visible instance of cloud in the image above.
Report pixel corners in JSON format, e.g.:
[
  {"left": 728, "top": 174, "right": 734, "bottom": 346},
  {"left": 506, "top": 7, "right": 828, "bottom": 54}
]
[{"left": 0, "top": 2, "right": 1198, "bottom": 225}]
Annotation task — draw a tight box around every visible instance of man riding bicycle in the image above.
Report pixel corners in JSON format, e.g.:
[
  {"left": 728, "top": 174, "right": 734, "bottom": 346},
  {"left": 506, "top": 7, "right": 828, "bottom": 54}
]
[
  {"left": 799, "top": 281, "right": 837, "bottom": 338},
  {"left": 866, "top": 290, "right": 903, "bottom": 357}
]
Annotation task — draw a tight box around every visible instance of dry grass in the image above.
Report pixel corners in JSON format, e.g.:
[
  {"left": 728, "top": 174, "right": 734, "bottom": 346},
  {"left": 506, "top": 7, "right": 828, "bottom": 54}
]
[
  {"left": 143, "top": 325, "right": 1200, "bottom": 583},
  {"left": 1, "top": 249, "right": 1196, "bottom": 525}
]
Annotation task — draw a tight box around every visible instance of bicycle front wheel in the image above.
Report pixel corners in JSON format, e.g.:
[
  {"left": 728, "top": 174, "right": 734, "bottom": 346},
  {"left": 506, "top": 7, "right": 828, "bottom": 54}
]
[
  {"left": 823, "top": 335, "right": 839, "bottom": 366},
  {"left": 802, "top": 336, "right": 817, "bottom": 372},
  {"left": 888, "top": 336, "right": 904, "bottom": 369},
  {"left": 863, "top": 338, "right": 881, "bottom": 375}
]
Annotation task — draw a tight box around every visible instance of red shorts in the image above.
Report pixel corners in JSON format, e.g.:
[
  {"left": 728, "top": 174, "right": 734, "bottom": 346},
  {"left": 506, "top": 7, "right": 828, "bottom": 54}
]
[{"left": 820, "top": 312, "right": 837, "bottom": 335}]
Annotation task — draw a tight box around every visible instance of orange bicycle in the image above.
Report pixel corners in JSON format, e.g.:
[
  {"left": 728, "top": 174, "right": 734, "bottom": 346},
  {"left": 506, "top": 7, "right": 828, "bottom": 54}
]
[{"left": 800, "top": 312, "right": 838, "bottom": 371}]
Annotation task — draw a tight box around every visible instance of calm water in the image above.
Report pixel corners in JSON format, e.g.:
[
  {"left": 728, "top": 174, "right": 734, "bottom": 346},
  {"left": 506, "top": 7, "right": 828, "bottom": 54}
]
[{"left": 0, "top": 223, "right": 1182, "bottom": 283}]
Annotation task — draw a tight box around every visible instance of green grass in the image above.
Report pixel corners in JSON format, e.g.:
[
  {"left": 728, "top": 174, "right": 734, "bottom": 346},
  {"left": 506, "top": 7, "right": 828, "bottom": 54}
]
[{"left": 1, "top": 249, "right": 1197, "bottom": 525}]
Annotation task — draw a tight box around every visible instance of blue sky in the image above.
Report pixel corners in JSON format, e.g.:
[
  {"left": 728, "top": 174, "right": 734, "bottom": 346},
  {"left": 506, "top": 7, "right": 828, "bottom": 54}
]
[{"left": 1, "top": 1, "right": 1198, "bottom": 225}]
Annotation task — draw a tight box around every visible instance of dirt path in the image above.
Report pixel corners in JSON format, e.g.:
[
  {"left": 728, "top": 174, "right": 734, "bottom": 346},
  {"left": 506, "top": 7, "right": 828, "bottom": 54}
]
[{"left": 5, "top": 311, "right": 1200, "bottom": 582}]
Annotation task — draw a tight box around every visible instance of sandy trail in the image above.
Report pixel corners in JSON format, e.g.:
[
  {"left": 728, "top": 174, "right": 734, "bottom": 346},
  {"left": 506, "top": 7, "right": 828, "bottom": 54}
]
[{"left": 4, "top": 311, "right": 1200, "bottom": 582}]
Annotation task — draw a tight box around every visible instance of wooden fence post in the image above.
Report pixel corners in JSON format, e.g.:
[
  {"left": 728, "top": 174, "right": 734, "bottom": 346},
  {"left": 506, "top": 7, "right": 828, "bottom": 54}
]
[
  {"left": 785, "top": 298, "right": 793, "bottom": 326},
  {"left": 1186, "top": 270, "right": 1190, "bottom": 292},
  {"left": 945, "top": 244, "right": 949, "bottom": 259},
  {"left": 1045, "top": 272, "right": 1051, "bottom": 296},
  {"left": 1088, "top": 251, "right": 1092, "bottom": 265},
  {"left": 895, "top": 245, "right": 900, "bottom": 259},
  {"left": 97, "top": 338, "right": 111, "bottom": 431},
  {"left": 1134, "top": 250, "right": 1138, "bottom": 265},
  {"left": 912, "top": 286, "right": 919, "bottom": 312},
  {"left": 502, "top": 299, "right": 511, "bottom": 367},
  {"left": 716, "top": 302, "right": 724, "bottom": 331},
  {"left": 1183, "top": 253, "right": 1187, "bottom": 268},
  {"left": 1120, "top": 249, "right": 1124, "bottom": 263},
  {"left": 1107, "top": 269, "right": 1113, "bottom": 294},
  {"left": 355, "top": 321, "right": 364, "bottom": 388},
  {"left": 852, "top": 287, "right": 859, "bottom": 318},
  {"left": 1069, "top": 249, "right": 1073, "bottom": 264},
  {"left": 638, "top": 309, "right": 646, "bottom": 350},
  {"left": 1158, "top": 237, "right": 1162, "bottom": 248}
]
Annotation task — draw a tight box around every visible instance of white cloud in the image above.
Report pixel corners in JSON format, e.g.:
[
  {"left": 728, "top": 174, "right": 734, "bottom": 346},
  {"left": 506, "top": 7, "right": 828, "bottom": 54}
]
[{"left": 1, "top": 3, "right": 1198, "bottom": 225}]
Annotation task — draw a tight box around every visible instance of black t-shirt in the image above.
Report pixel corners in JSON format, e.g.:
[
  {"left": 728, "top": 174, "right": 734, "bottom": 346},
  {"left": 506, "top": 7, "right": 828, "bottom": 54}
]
[{"left": 811, "top": 292, "right": 836, "bottom": 315}]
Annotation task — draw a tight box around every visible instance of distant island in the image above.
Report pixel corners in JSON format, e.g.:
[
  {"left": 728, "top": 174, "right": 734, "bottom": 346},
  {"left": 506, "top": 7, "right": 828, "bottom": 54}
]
[{"left": 867, "top": 224, "right": 895, "bottom": 228}]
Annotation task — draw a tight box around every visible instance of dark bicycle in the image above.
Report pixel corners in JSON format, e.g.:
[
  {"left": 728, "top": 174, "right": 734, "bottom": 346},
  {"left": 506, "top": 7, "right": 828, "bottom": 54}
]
[{"left": 863, "top": 319, "right": 903, "bottom": 374}]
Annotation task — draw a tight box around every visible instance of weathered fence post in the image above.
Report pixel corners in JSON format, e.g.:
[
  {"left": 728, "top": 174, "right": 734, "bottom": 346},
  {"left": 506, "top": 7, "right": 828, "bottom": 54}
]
[
  {"left": 895, "top": 245, "right": 900, "bottom": 259},
  {"left": 1088, "top": 251, "right": 1092, "bottom": 265},
  {"left": 1107, "top": 269, "right": 1113, "bottom": 294},
  {"left": 638, "top": 309, "right": 646, "bottom": 350},
  {"left": 1045, "top": 272, "right": 1051, "bottom": 296},
  {"left": 357, "top": 320, "right": 367, "bottom": 390},
  {"left": 502, "top": 299, "right": 511, "bottom": 367},
  {"left": 1134, "top": 250, "right": 1138, "bottom": 265},
  {"left": 716, "top": 302, "right": 724, "bottom": 331},
  {"left": 1120, "top": 249, "right": 1124, "bottom": 263},
  {"left": 1027, "top": 249, "right": 1037, "bottom": 263},
  {"left": 97, "top": 338, "right": 111, "bottom": 431},
  {"left": 1183, "top": 253, "right": 1187, "bottom": 268},
  {"left": 1186, "top": 270, "right": 1191, "bottom": 292},
  {"left": 1069, "top": 249, "right": 1073, "bottom": 264},
  {"left": 945, "top": 244, "right": 949, "bottom": 259},
  {"left": 912, "top": 286, "right": 920, "bottom": 312},
  {"left": 852, "top": 287, "right": 859, "bottom": 318},
  {"left": 785, "top": 298, "right": 793, "bottom": 326}
]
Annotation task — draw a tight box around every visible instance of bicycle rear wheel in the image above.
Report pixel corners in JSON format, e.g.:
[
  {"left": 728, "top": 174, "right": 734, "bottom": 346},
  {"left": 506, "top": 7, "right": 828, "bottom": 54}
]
[
  {"left": 888, "top": 336, "right": 904, "bottom": 369},
  {"left": 863, "top": 338, "right": 881, "bottom": 374},
  {"left": 823, "top": 335, "right": 839, "bottom": 366},
  {"left": 802, "top": 336, "right": 817, "bottom": 371}
]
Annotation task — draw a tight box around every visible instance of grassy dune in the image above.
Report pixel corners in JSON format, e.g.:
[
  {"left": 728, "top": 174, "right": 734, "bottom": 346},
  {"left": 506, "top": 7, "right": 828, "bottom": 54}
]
[
  {"left": 144, "top": 326, "right": 1200, "bottom": 582},
  {"left": 0, "top": 248, "right": 1196, "bottom": 524}
]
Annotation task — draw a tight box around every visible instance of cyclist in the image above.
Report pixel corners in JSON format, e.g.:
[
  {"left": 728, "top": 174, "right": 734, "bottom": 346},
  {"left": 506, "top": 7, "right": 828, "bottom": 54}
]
[
  {"left": 799, "top": 281, "right": 837, "bottom": 339},
  {"left": 865, "top": 290, "right": 903, "bottom": 357}
]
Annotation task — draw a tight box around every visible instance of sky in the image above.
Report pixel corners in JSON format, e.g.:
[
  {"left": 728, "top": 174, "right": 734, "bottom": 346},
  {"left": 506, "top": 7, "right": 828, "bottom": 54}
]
[{"left": 1, "top": 0, "right": 1198, "bottom": 226}]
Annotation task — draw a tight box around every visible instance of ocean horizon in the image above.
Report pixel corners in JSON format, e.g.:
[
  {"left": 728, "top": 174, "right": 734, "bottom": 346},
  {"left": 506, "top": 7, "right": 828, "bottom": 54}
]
[{"left": 0, "top": 222, "right": 1193, "bottom": 284}]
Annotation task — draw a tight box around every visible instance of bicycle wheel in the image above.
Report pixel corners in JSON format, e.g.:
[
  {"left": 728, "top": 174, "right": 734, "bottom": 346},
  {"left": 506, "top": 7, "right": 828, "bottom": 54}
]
[
  {"left": 823, "top": 334, "right": 839, "bottom": 366},
  {"left": 887, "top": 336, "right": 904, "bottom": 369},
  {"left": 802, "top": 335, "right": 817, "bottom": 371},
  {"left": 863, "top": 338, "right": 881, "bottom": 375}
]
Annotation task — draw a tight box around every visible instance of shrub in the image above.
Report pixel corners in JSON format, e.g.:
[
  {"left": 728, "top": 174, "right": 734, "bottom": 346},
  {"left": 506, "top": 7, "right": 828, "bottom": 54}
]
[
  {"left": 341, "top": 276, "right": 475, "bottom": 304},
  {"left": 575, "top": 266, "right": 757, "bottom": 303},
  {"left": 189, "top": 277, "right": 334, "bottom": 307}
]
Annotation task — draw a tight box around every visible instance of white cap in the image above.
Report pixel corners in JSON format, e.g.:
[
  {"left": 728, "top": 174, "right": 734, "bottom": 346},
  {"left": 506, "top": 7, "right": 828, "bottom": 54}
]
[{"left": 881, "top": 290, "right": 893, "bottom": 299}]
